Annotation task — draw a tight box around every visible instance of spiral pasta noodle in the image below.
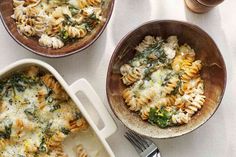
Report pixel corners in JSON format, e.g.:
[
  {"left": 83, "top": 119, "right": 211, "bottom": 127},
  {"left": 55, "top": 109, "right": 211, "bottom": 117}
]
[
  {"left": 13, "top": 0, "right": 25, "bottom": 7},
  {"left": 0, "top": 139, "right": 7, "bottom": 150},
  {"left": 11, "top": 0, "right": 105, "bottom": 49},
  {"left": 181, "top": 60, "right": 202, "bottom": 82},
  {"left": 65, "top": 25, "right": 88, "bottom": 38},
  {"left": 69, "top": 117, "right": 88, "bottom": 133},
  {"left": 17, "top": 24, "right": 36, "bottom": 36},
  {"left": 79, "top": 0, "right": 101, "bottom": 8},
  {"left": 121, "top": 36, "right": 206, "bottom": 128},
  {"left": 12, "top": 6, "right": 26, "bottom": 23},
  {"left": 135, "top": 36, "right": 158, "bottom": 52},
  {"left": 136, "top": 89, "right": 156, "bottom": 107},
  {"left": 172, "top": 112, "right": 190, "bottom": 124},
  {"left": 155, "top": 95, "right": 176, "bottom": 107},
  {"left": 76, "top": 144, "right": 89, "bottom": 157},
  {"left": 41, "top": 73, "right": 69, "bottom": 101},
  {"left": 185, "top": 94, "right": 206, "bottom": 116},
  {"left": 47, "top": 18, "right": 64, "bottom": 36},
  {"left": 140, "top": 106, "right": 151, "bottom": 120},
  {"left": 162, "top": 75, "right": 179, "bottom": 96},
  {"left": 0, "top": 66, "right": 90, "bottom": 156},
  {"left": 121, "top": 67, "right": 143, "bottom": 85},
  {"left": 39, "top": 34, "right": 64, "bottom": 49},
  {"left": 122, "top": 88, "right": 140, "bottom": 111}
]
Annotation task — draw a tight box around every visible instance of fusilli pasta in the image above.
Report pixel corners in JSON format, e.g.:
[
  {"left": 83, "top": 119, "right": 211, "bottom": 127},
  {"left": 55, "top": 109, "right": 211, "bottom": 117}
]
[
  {"left": 11, "top": 0, "right": 105, "bottom": 49},
  {"left": 121, "top": 36, "right": 206, "bottom": 128},
  {"left": 39, "top": 34, "right": 64, "bottom": 49},
  {"left": 0, "top": 66, "right": 89, "bottom": 156},
  {"left": 76, "top": 144, "right": 89, "bottom": 157}
]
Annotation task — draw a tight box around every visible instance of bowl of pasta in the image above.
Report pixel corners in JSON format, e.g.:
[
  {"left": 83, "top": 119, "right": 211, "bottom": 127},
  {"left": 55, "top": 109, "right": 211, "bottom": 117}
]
[
  {"left": 0, "top": 59, "right": 117, "bottom": 156},
  {"left": 0, "top": 0, "right": 114, "bottom": 57},
  {"left": 106, "top": 20, "right": 227, "bottom": 138}
]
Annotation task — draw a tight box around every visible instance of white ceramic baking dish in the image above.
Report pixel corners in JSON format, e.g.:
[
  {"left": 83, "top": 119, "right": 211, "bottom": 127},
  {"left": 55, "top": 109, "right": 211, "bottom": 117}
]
[{"left": 0, "top": 59, "right": 117, "bottom": 157}]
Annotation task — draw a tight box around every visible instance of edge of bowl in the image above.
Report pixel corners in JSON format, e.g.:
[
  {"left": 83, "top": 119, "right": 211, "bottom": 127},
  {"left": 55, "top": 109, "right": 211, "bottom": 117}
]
[{"left": 106, "top": 19, "right": 227, "bottom": 139}]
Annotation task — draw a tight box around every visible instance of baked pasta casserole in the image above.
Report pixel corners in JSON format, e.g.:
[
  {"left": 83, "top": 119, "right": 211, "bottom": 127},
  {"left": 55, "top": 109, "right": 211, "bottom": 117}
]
[{"left": 0, "top": 66, "right": 88, "bottom": 156}]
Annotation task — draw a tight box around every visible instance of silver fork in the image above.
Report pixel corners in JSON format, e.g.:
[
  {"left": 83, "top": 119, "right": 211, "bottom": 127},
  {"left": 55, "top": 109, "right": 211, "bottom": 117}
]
[{"left": 125, "top": 130, "right": 161, "bottom": 157}]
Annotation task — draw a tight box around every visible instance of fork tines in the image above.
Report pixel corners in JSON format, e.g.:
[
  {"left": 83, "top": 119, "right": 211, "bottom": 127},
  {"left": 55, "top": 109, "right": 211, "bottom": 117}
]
[{"left": 125, "top": 130, "right": 150, "bottom": 152}]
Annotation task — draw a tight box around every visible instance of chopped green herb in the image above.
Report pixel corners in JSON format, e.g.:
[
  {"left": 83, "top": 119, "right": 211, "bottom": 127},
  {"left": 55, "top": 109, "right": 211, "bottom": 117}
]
[
  {"left": 171, "top": 80, "right": 181, "bottom": 95},
  {"left": 9, "top": 74, "right": 26, "bottom": 92},
  {"left": 8, "top": 99, "right": 13, "bottom": 105},
  {"left": 0, "top": 120, "right": 13, "bottom": 139},
  {"left": 89, "top": 13, "right": 98, "bottom": 20},
  {"left": 148, "top": 107, "right": 172, "bottom": 128},
  {"left": 38, "top": 137, "right": 47, "bottom": 152},
  {"left": 43, "top": 122, "right": 53, "bottom": 137},
  {"left": 69, "top": 5, "right": 79, "bottom": 16},
  {"left": 75, "top": 111, "right": 82, "bottom": 120},
  {"left": 0, "top": 81, "right": 5, "bottom": 93},
  {"left": 161, "top": 73, "right": 174, "bottom": 86},
  {"left": 24, "top": 107, "right": 37, "bottom": 120},
  {"left": 59, "top": 29, "right": 69, "bottom": 42},
  {"left": 45, "top": 88, "right": 53, "bottom": 100},
  {"left": 59, "top": 28, "right": 77, "bottom": 43},
  {"left": 50, "top": 104, "right": 61, "bottom": 112},
  {"left": 61, "top": 127, "right": 70, "bottom": 135},
  {"left": 62, "top": 14, "right": 78, "bottom": 26}
]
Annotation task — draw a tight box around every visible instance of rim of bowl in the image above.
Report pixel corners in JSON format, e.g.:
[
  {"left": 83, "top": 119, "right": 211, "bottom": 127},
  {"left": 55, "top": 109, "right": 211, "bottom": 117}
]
[
  {"left": 106, "top": 19, "right": 227, "bottom": 139},
  {"left": 0, "top": 0, "right": 115, "bottom": 58}
]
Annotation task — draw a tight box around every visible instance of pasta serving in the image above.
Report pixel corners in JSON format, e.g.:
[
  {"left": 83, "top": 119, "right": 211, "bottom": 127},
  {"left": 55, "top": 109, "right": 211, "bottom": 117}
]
[
  {"left": 120, "top": 36, "right": 206, "bottom": 128},
  {"left": 11, "top": 0, "right": 105, "bottom": 49},
  {"left": 0, "top": 66, "right": 88, "bottom": 156}
]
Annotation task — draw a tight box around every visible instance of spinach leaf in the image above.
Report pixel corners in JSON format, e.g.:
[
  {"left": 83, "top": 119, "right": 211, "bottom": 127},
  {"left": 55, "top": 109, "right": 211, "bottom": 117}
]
[
  {"left": 9, "top": 74, "right": 26, "bottom": 92},
  {"left": 129, "top": 40, "right": 168, "bottom": 74},
  {"left": 50, "top": 104, "right": 61, "bottom": 112},
  {"left": 38, "top": 137, "right": 47, "bottom": 152},
  {"left": 0, "top": 81, "right": 5, "bottom": 93},
  {"left": 75, "top": 111, "right": 82, "bottom": 120},
  {"left": 24, "top": 107, "right": 37, "bottom": 120},
  {"left": 0, "top": 120, "right": 13, "bottom": 139},
  {"left": 69, "top": 5, "right": 79, "bottom": 16},
  {"left": 61, "top": 127, "right": 70, "bottom": 135},
  {"left": 59, "top": 28, "right": 77, "bottom": 43},
  {"left": 62, "top": 14, "right": 78, "bottom": 26},
  {"left": 59, "top": 29, "right": 69, "bottom": 42},
  {"left": 171, "top": 80, "right": 181, "bottom": 95},
  {"left": 148, "top": 107, "right": 172, "bottom": 128},
  {"left": 43, "top": 122, "right": 53, "bottom": 137}
]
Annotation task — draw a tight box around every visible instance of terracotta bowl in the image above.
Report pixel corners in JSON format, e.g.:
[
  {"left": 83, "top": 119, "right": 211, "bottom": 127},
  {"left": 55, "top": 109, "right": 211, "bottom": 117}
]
[
  {"left": 106, "top": 20, "right": 227, "bottom": 138},
  {"left": 0, "top": 0, "right": 114, "bottom": 57}
]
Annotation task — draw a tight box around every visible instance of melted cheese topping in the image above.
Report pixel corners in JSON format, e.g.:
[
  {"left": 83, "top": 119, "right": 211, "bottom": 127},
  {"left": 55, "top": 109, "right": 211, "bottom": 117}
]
[{"left": 0, "top": 69, "right": 87, "bottom": 156}]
